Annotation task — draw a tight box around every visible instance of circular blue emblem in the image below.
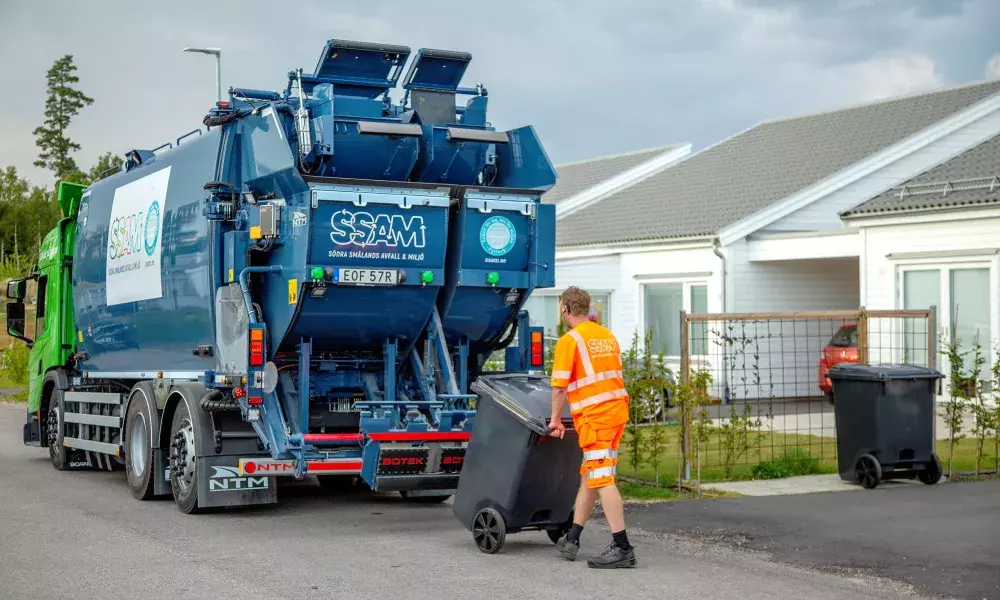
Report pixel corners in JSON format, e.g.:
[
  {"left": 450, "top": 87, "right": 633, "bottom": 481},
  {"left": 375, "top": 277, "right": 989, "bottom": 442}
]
[
  {"left": 144, "top": 201, "right": 160, "bottom": 256},
  {"left": 480, "top": 216, "right": 516, "bottom": 257}
]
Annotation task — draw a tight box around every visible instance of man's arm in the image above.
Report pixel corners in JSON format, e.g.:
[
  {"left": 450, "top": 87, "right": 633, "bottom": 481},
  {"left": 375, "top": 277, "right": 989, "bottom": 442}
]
[
  {"left": 551, "top": 385, "right": 568, "bottom": 422},
  {"left": 548, "top": 336, "right": 574, "bottom": 436}
]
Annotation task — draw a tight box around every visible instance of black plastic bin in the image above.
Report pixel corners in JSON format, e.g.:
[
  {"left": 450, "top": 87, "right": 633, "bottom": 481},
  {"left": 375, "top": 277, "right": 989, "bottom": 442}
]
[
  {"left": 827, "top": 363, "right": 944, "bottom": 489},
  {"left": 453, "top": 373, "right": 582, "bottom": 554}
]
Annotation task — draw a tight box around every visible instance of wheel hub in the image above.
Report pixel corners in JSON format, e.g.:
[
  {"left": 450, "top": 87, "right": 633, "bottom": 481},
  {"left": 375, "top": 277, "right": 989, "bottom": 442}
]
[
  {"left": 46, "top": 406, "right": 60, "bottom": 450},
  {"left": 473, "top": 510, "right": 503, "bottom": 552},
  {"left": 170, "top": 419, "right": 196, "bottom": 491},
  {"left": 129, "top": 413, "right": 148, "bottom": 478}
]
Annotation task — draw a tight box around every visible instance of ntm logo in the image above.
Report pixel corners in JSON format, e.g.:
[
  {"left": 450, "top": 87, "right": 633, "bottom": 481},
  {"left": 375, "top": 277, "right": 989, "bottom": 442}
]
[
  {"left": 208, "top": 466, "right": 269, "bottom": 492},
  {"left": 330, "top": 209, "right": 426, "bottom": 249}
]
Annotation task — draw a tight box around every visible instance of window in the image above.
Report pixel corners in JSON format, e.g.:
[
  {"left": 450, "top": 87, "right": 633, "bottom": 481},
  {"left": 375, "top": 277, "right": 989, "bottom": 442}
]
[
  {"left": 643, "top": 281, "right": 708, "bottom": 357},
  {"left": 242, "top": 111, "right": 295, "bottom": 179},
  {"left": 522, "top": 292, "right": 612, "bottom": 339},
  {"left": 35, "top": 275, "right": 47, "bottom": 338},
  {"left": 899, "top": 263, "right": 994, "bottom": 372}
]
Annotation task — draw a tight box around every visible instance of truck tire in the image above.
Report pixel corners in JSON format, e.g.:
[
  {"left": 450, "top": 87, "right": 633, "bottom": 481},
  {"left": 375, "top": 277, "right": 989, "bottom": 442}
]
[
  {"left": 168, "top": 400, "right": 202, "bottom": 514},
  {"left": 125, "top": 395, "right": 155, "bottom": 500},
  {"left": 45, "top": 392, "right": 71, "bottom": 471}
]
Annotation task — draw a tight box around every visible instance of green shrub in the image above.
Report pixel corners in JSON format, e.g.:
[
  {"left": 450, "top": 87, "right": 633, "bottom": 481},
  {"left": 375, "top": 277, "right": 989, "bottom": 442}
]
[
  {"left": 0, "top": 343, "right": 30, "bottom": 385},
  {"left": 749, "top": 448, "right": 822, "bottom": 480}
]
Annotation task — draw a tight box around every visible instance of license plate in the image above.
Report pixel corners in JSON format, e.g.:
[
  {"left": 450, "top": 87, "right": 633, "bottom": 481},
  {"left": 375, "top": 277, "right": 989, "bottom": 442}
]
[{"left": 336, "top": 268, "right": 399, "bottom": 286}]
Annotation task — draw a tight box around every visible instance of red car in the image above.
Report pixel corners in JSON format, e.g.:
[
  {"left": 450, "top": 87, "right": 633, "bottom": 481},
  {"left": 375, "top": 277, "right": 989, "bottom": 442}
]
[{"left": 818, "top": 323, "right": 858, "bottom": 404}]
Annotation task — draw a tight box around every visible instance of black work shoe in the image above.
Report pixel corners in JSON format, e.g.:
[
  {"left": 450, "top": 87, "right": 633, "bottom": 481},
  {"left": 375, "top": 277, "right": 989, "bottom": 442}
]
[
  {"left": 556, "top": 536, "right": 580, "bottom": 560},
  {"left": 587, "top": 543, "right": 637, "bottom": 569}
]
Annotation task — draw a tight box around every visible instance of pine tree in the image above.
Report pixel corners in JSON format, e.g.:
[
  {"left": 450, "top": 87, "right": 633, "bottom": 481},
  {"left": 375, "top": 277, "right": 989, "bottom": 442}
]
[{"left": 33, "top": 55, "right": 94, "bottom": 181}]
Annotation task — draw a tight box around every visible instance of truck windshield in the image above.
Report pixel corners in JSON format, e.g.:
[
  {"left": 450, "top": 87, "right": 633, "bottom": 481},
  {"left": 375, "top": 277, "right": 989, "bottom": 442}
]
[{"left": 241, "top": 110, "right": 294, "bottom": 179}]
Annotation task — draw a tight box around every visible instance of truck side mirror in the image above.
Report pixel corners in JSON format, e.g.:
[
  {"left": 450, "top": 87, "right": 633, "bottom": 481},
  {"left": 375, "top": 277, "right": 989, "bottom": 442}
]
[
  {"left": 6, "top": 301, "right": 30, "bottom": 344},
  {"left": 6, "top": 279, "right": 25, "bottom": 300}
]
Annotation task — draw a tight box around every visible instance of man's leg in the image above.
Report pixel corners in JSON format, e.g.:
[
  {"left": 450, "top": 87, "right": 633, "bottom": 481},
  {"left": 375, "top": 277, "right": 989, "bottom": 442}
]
[
  {"left": 585, "top": 425, "right": 636, "bottom": 569},
  {"left": 556, "top": 474, "right": 597, "bottom": 560}
]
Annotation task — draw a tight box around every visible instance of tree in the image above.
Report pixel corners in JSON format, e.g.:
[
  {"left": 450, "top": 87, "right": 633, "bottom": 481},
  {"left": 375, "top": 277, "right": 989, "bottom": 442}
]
[
  {"left": 33, "top": 55, "right": 94, "bottom": 181},
  {"left": 64, "top": 151, "right": 122, "bottom": 186}
]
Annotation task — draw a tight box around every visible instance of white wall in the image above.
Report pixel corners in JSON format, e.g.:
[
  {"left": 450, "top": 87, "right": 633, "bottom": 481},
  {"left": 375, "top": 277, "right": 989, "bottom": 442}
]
[
  {"left": 702, "top": 240, "right": 861, "bottom": 400},
  {"left": 763, "top": 106, "right": 1000, "bottom": 233},
  {"left": 857, "top": 210, "right": 1000, "bottom": 369}
]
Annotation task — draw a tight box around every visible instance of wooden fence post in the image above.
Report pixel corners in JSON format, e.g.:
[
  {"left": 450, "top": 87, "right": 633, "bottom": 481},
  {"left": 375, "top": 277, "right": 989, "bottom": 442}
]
[
  {"left": 858, "top": 307, "right": 869, "bottom": 365},
  {"left": 679, "top": 310, "right": 691, "bottom": 482}
]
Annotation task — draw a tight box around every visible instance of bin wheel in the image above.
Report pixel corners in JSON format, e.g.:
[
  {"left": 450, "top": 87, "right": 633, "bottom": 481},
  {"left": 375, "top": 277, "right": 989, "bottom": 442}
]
[
  {"left": 473, "top": 508, "right": 506, "bottom": 554},
  {"left": 917, "top": 454, "right": 943, "bottom": 485},
  {"left": 855, "top": 454, "right": 882, "bottom": 489}
]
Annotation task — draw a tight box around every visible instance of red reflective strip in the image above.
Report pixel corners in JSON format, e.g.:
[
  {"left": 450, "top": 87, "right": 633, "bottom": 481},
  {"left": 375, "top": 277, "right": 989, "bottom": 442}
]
[
  {"left": 248, "top": 396, "right": 262, "bottom": 405},
  {"left": 367, "top": 432, "right": 470, "bottom": 442},
  {"left": 306, "top": 460, "right": 363, "bottom": 472},
  {"left": 302, "top": 433, "right": 364, "bottom": 443}
]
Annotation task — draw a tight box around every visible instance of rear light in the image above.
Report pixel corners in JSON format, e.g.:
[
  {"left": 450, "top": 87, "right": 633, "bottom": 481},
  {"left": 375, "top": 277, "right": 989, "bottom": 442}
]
[
  {"left": 250, "top": 328, "right": 264, "bottom": 366},
  {"left": 248, "top": 396, "right": 263, "bottom": 405},
  {"left": 530, "top": 331, "right": 543, "bottom": 367},
  {"left": 233, "top": 387, "right": 245, "bottom": 398}
]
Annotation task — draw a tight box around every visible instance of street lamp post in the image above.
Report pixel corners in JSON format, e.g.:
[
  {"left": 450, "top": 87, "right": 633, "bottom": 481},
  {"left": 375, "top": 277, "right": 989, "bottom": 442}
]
[{"left": 182, "top": 47, "right": 222, "bottom": 103}]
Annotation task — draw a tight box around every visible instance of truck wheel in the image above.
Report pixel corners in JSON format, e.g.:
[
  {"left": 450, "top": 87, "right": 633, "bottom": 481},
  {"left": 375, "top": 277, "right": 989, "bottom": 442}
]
[
  {"left": 168, "top": 401, "right": 201, "bottom": 514},
  {"left": 125, "top": 398, "right": 155, "bottom": 500},
  {"left": 46, "top": 395, "right": 70, "bottom": 471}
]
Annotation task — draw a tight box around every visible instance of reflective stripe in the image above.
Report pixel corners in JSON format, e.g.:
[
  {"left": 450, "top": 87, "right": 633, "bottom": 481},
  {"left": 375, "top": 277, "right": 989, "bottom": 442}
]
[
  {"left": 551, "top": 370, "right": 572, "bottom": 380},
  {"left": 570, "top": 388, "right": 629, "bottom": 413},
  {"left": 587, "top": 466, "right": 616, "bottom": 480},
  {"left": 568, "top": 329, "right": 596, "bottom": 377},
  {"left": 567, "top": 369, "right": 624, "bottom": 392},
  {"left": 584, "top": 449, "right": 618, "bottom": 461}
]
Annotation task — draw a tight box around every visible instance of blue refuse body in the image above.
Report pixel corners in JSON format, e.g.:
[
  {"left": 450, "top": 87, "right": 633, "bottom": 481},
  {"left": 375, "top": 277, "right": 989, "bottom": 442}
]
[
  {"left": 827, "top": 363, "right": 944, "bottom": 489},
  {"left": 454, "top": 373, "right": 581, "bottom": 553}
]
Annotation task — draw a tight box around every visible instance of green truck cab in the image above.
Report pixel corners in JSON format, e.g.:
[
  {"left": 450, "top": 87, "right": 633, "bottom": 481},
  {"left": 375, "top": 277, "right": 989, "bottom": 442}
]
[{"left": 7, "top": 181, "right": 86, "bottom": 448}]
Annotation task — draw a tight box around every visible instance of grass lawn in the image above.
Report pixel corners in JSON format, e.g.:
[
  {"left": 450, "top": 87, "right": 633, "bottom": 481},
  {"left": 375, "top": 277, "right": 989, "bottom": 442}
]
[
  {"left": 617, "top": 481, "right": 738, "bottom": 502},
  {"left": 618, "top": 423, "right": 1000, "bottom": 485}
]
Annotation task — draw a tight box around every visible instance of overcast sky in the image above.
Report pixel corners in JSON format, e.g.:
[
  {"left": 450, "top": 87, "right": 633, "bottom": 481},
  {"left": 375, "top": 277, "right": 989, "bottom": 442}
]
[{"left": 1, "top": 0, "right": 998, "bottom": 188}]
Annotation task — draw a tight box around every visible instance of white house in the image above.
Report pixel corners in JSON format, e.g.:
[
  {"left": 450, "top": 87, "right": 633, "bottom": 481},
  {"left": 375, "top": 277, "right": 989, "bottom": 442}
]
[
  {"left": 531, "top": 78, "right": 1000, "bottom": 400},
  {"left": 523, "top": 143, "right": 692, "bottom": 335},
  {"left": 842, "top": 132, "right": 1000, "bottom": 381}
]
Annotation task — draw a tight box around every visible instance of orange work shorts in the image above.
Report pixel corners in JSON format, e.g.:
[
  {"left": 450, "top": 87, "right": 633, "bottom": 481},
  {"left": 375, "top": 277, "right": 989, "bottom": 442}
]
[{"left": 576, "top": 421, "right": 625, "bottom": 489}]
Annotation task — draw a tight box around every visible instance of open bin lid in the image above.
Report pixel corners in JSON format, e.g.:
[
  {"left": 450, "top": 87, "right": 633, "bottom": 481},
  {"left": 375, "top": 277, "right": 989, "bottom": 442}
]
[
  {"left": 471, "top": 373, "right": 573, "bottom": 435},
  {"left": 827, "top": 363, "right": 943, "bottom": 382}
]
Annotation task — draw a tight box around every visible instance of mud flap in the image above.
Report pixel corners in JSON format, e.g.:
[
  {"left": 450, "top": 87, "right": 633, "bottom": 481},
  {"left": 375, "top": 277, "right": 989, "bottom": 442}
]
[
  {"left": 23, "top": 414, "right": 41, "bottom": 446},
  {"left": 153, "top": 448, "right": 172, "bottom": 497},
  {"left": 196, "top": 454, "right": 278, "bottom": 509}
]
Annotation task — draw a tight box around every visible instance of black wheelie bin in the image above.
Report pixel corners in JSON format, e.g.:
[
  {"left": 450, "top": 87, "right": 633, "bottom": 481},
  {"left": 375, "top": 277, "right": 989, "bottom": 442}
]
[
  {"left": 827, "top": 363, "right": 944, "bottom": 489},
  {"left": 453, "top": 373, "right": 582, "bottom": 554}
]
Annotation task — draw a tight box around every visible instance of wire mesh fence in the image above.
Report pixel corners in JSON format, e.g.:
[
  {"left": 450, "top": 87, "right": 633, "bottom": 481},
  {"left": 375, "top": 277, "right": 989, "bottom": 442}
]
[{"left": 671, "top": 309, "right": 936, "bottom": 482}]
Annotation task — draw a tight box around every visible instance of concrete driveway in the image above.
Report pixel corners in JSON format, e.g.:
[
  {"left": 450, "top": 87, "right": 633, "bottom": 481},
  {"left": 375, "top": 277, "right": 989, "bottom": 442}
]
[{"left": 0, "top": 402, "right": 929, "bottom": 600}]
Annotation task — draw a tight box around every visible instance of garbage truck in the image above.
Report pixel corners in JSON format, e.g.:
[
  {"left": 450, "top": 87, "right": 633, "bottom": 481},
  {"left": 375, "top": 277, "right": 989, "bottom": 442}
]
[{"left": 6, "top": 39, "right": 557, "bottom": 514}]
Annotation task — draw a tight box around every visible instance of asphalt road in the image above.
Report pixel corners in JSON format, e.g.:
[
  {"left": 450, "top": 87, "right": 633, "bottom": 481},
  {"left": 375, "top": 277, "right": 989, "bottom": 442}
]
[
  {"left": 625, "top": 479, "right": 1000, "bottom": 600},
  {"left": 0, "top": 403, "right": 928, "bottom": 600}
]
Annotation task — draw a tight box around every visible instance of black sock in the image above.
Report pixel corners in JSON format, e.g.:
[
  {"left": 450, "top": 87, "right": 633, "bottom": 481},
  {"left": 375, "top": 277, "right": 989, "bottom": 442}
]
[
  {"left": 566, "top": 524, "right": 584, "bottom": 543},
  {"left": 612, "top": 529, "right": 631, "bottom": 551}
]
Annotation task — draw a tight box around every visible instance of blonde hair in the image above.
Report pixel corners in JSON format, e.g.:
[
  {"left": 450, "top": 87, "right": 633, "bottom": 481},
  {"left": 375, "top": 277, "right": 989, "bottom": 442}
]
[{"left": 559, "top": 286, "right": 591, "bottom": 317}]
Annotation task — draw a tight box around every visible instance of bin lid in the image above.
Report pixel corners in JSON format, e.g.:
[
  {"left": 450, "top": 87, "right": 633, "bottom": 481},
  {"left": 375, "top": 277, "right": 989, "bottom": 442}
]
[
  {"left": 470, "top": 373, "right": 573, "bottom": 435},
  {"left": 827, "top": 363, "right": 943, "bottom": 382}
]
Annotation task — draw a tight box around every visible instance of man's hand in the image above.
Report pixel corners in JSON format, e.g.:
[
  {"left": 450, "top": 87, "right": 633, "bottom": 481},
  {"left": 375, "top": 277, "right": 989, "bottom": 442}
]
[{"left": 548, "top": 417, "right": 566, "bottom": 438}]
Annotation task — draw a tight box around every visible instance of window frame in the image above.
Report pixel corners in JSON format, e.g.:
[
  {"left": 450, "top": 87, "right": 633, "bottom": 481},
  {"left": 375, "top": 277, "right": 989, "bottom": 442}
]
[{"left": 639, "top": 278, "right": 710, "bottom": 359}]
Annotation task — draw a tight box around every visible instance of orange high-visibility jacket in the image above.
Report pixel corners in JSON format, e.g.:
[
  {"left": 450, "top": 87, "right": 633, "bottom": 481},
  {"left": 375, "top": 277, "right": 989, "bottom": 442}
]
[{"left": 550, "top": 321, "right": 630, "bottom": 429}]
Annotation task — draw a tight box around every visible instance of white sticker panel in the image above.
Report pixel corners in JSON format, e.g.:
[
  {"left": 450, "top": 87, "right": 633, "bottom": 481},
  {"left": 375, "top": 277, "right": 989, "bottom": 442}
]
[{"left": 105, "top": 166, "right": 171, "bottom": 306}]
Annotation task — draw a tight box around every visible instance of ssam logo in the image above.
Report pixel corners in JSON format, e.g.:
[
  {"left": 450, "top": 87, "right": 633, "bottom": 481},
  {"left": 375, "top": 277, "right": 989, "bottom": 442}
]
[
  {"left": 330, "top": 209, "right": 426, "bottom": 249},
  {"left": 208, "top": 466, "right": 269, "bottom": 492},
  {"left": 109, "top": 200, "right": 161, "bottom": 260}
]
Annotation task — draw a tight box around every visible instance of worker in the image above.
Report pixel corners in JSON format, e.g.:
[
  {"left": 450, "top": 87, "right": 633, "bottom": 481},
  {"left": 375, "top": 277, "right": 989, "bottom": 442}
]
[{"left": 547, "top": 286, "right": 637, "bottom": 569}]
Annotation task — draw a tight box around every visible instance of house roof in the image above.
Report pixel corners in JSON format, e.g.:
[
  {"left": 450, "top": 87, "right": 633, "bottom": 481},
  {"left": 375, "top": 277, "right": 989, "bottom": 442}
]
[
  {"left": 541, "top": 145, "right": 679, "bottom": 206},
  {"left": 556, "top": 78, "right": 1000, "bottom": 248},
  {"left": 842, "top": 133, "right": 1000, "bottom": 217}
]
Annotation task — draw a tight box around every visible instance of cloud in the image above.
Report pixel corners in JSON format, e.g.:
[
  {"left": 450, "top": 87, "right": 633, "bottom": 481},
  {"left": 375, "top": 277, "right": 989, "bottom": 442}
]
[
  {"left": 0, "top": 0, "right": 995, "bottom": 187},
  {"left": 987, "top": 54, "right": 1000, "bottom": 79}
]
